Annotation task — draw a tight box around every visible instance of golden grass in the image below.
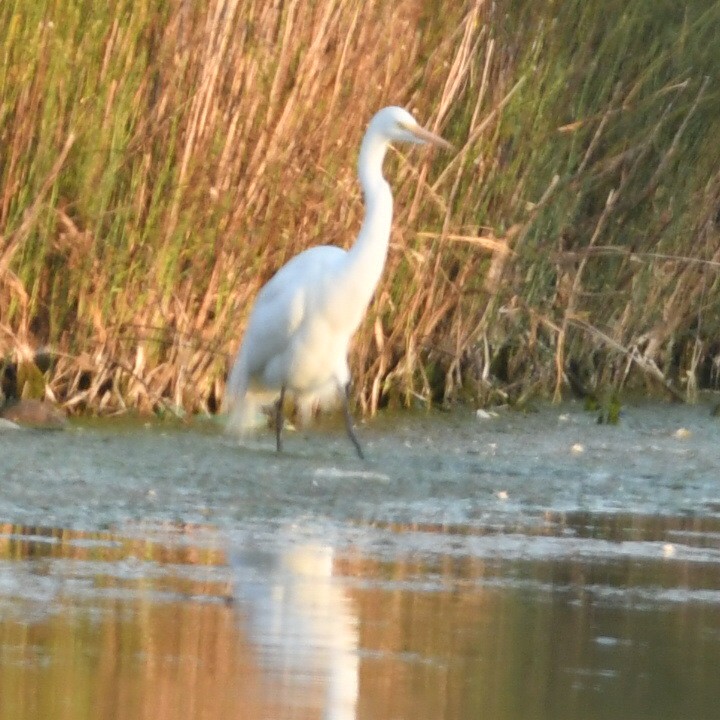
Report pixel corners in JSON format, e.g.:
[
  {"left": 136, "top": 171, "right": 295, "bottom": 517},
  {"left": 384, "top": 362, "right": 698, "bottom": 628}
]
[{"left": 1, "top": 0, "right": 719, "bottom": 416}]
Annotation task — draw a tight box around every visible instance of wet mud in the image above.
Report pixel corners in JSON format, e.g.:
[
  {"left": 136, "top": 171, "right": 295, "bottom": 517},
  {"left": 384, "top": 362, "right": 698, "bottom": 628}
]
[{"left": 1, "top": 402, "right": 719, "bottom": 719}]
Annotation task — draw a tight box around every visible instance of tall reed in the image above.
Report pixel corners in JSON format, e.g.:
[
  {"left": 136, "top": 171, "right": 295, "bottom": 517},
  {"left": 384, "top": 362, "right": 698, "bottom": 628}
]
[{"left": 1, "top": 0, "right": 718, "bottom": 415}]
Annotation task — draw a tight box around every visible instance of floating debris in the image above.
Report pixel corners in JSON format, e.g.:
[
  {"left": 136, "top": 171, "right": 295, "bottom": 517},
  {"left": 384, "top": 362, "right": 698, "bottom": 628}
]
[{"left": 476, "top": 409, "right": 498, "bottom": 420}]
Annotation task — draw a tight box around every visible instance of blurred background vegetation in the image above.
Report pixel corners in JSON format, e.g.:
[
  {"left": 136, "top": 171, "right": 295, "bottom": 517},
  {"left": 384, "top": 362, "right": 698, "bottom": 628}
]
[{"left": 1, "top": 0, "right": 718, "bottom": 416}]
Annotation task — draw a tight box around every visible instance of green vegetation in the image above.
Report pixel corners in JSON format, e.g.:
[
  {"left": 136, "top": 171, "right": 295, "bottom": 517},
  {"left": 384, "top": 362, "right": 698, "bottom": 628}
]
[{"left": 1, "top": 0, "right": 719, "bottom": 416}]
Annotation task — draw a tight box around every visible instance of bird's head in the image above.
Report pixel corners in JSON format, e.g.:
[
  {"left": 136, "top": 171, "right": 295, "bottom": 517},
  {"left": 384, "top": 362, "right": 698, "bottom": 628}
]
[{"left": 371, "top": 106, "right": 452, "bottom": 149}]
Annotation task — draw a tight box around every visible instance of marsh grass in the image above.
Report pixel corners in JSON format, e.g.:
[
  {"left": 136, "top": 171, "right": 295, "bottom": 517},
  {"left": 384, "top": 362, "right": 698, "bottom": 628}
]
[{"left": 1, "top": 0, "right": 719, "bottom": 416}]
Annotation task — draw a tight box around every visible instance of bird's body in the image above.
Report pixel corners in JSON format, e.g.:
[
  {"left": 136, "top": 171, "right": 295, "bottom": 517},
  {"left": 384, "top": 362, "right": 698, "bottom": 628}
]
[{"left": 223, "top": 106, "right": 449, "bottom": 456}]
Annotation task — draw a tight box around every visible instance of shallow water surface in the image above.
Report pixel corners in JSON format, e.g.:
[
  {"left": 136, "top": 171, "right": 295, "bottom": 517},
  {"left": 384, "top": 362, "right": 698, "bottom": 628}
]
[{"left": 1, "top": 403, "right": 720, "bottom": 719}]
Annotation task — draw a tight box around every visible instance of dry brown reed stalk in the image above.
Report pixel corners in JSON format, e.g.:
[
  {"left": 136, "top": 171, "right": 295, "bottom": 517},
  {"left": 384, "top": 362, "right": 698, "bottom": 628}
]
[
  {"left": 635, "top": 94, "right": 709, "bottom": 229},
  {"left": 553, "top": 188, "right": 617, "bottom": 401},
  {"left": 566, "top": 316, "right": 685, "bottom": 402},
  {"left": 0, "top": 133, "right": 76, "bottom": 278}
]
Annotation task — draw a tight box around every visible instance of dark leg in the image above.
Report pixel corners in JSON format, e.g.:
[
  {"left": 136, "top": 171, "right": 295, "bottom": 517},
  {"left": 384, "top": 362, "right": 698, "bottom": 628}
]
[
  {"left": 275, "top": 386, "right": 286, "bottom": 452},
  {"left": 340, "top": 382, "right": 364, "bottom": 460}
]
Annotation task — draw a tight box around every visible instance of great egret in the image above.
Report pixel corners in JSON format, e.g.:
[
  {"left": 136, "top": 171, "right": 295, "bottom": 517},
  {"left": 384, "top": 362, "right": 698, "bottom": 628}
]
[{"left": 223, "top": 106, "right": 450, "bottom": 457}]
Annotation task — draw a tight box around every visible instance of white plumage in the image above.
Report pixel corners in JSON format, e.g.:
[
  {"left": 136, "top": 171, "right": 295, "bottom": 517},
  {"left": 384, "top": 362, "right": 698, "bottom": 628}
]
[{"left": 223, "top": 106, "right": 450, "bottom": 457}]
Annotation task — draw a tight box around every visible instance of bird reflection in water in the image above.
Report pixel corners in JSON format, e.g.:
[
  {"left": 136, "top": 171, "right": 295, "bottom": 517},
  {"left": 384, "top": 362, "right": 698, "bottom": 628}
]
[{"left": 229, "top": 536, "right": 359, "bottom": 720}]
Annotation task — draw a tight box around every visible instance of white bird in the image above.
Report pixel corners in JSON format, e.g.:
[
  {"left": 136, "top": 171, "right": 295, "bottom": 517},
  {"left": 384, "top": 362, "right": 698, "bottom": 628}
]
[{"left": 223, "top": 106, "right": 451, "bottom": 457}]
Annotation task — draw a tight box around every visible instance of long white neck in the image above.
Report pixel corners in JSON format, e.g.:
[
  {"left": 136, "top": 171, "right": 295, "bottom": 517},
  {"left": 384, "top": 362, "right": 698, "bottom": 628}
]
[{"left": 339, "top": 129, "right": 393, "bottom": 313}]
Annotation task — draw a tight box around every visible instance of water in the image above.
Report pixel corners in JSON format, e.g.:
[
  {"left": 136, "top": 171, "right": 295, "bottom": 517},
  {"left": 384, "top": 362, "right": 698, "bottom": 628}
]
[{"left": 1, "top": 402, "right": 720, "bottom": 719}]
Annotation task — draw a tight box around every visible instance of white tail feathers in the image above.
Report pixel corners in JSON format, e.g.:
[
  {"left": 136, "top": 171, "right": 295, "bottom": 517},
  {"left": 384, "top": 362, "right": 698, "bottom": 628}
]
[
  {"left": 223, "top": 348, "right": 254, "bottom": 433},
  {"left": 225, "top": 392, "right": 264, "bottom": 433}
]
